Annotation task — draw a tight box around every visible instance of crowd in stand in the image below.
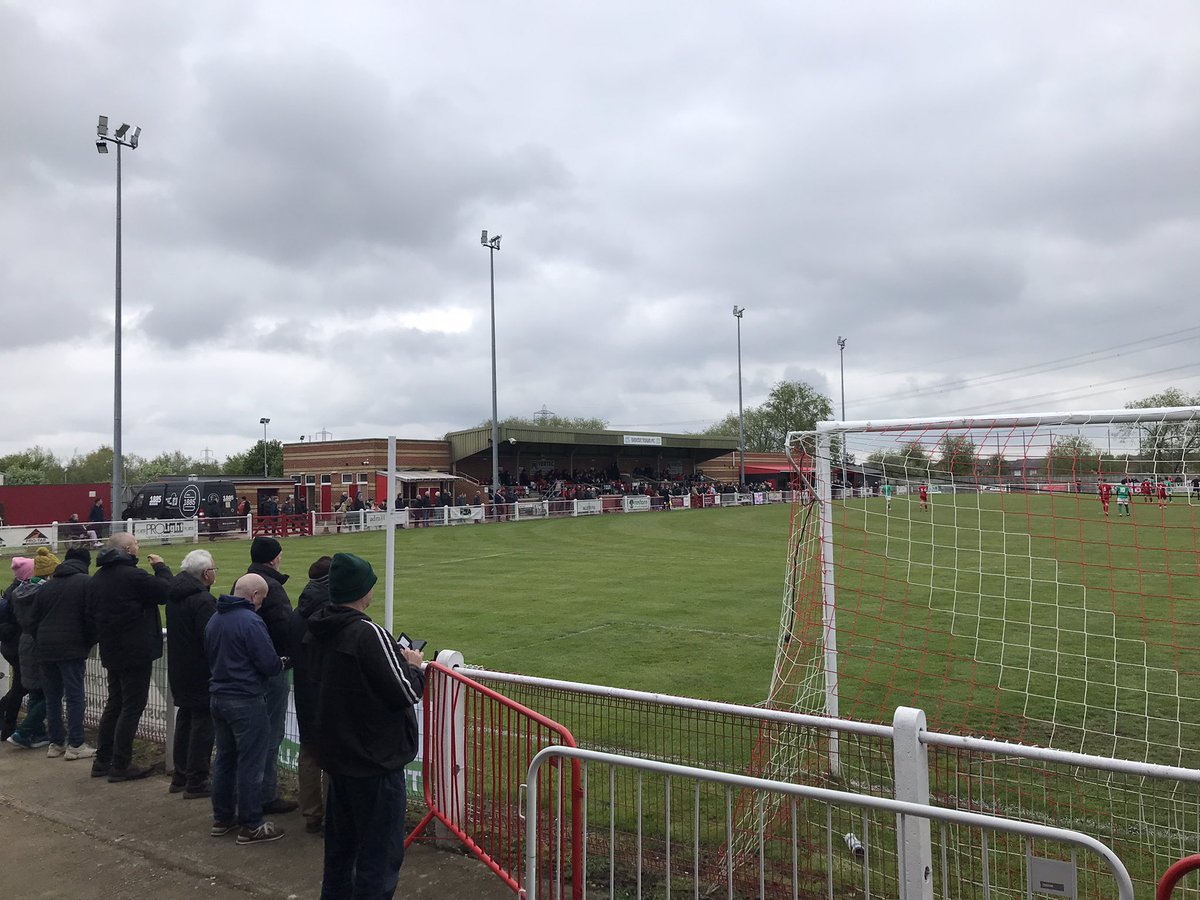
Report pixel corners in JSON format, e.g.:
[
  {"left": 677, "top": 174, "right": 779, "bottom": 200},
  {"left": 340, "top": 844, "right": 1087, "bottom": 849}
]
[{"left": 0, "top": 535, "right": 424, "bottom": 897}]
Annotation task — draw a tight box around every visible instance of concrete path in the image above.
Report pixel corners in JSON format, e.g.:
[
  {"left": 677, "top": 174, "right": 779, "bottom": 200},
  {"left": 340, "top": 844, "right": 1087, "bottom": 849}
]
[{"left": 0, "top": 742, "right": 513, "bottom": 899}]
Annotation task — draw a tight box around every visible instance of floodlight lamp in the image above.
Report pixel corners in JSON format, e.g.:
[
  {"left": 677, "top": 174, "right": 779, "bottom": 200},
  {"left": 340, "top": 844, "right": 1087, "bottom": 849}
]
[
  {"left": 97, "top": 115, "right": 108, "bottom": 137},
  {"left": 733, "top": 306, "right": 744, "bottom": 318},
  {"left": 130, "top": 126, "right": 140, "bottom": 149},
  {"left": 260, "top": 417, "right": 271, "bottom": 425},
  {"left": 837, "top": 335, "right": 846, "bottom": 349},
  {"left": 96, "top": 140, "right": 109, "bottom": 154},
  {"left": 481, "top": 230, "right": 489, "bottom": 245},
  {"left": 115, "top": 123, "right": 130, "bottom": 139}
]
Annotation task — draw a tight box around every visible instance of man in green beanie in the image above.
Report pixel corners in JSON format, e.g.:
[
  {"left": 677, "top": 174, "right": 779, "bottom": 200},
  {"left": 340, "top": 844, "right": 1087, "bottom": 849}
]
[{"left": 304, "top": 553, "right": 424, "bottom": 899}]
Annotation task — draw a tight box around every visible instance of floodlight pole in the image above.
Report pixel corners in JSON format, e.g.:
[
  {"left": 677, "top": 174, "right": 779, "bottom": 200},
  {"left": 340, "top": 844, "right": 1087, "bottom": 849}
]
[
  {"left": 260, "top": 417, "right": 271, "bottom": 477},
  {"left": 733, "top": 307, "right": 746, "bottom": 488},
  {"left": 482, "top": 230, "right": 502, "bottom": 499},
  {"left": 96, "top": 116, "right": 139, "bottom": 522},
  {"left": 837, "top": 336, "right": 847, "bottom": 483}
]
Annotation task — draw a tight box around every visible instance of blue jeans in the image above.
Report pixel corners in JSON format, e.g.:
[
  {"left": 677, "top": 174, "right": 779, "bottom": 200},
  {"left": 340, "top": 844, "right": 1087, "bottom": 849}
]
[
  {"left": 260, "top": 670, "right": 289, "bottom": 803},
  {"left": 14, "top": 689, "right": 46, "bottom": 741},
  {"left": 41, "top": 658, "right": 87, "bottom": 747},
  {"left": 211, "top": 693, "right": 270, "bottom": 829},
  {"left": 321, "top": 769, "right": 408, "bottom": 900}
]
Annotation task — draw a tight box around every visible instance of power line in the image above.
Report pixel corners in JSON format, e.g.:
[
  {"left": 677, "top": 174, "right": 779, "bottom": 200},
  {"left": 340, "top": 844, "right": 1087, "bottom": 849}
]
[{"left": 860, "top": 326, "right": 1200, "bottom": 407}]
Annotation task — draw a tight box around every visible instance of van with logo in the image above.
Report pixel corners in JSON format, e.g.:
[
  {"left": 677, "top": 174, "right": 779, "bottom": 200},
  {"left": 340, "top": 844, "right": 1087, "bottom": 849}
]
[{"left": 121, "top": 478, "right": 238, "bottom": 527}]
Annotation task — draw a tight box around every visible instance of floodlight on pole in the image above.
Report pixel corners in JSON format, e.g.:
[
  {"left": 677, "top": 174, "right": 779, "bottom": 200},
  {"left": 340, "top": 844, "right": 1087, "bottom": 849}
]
[
  {"left": 96, "top": 113, "right": 140, "bottom": 523},
  {"left": 260, "top": 417, "right": 271, "bottom": 478},
  {"left": 481, "top": 229, "right": 502, "bottom": 500},
  {"left": 733, "top": 306, "right": 746, "bottom": 488}
]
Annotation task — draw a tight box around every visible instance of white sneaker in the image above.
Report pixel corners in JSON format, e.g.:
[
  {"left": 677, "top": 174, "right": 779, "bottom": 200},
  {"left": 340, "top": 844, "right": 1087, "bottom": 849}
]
[
  {"left": 46, "top": 743, "right": 66, "bottom": 758},
  {"left": 64, "top": 742, "right": 97, "bottom": 761}
]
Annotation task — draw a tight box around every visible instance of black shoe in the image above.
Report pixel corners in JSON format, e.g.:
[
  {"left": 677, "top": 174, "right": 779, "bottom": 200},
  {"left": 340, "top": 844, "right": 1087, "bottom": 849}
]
[
  {"left": 90, "top": 763, "right": 110, "bottom": 778},
  {"left": 210, "top": 819, "right": 237, "bottom": 837},
  {"left": 261, "top": 798, "right": 298, "bottom": 815},
  {"left": 169, "top": 781, "right": 186, "bottom": 794},
  {"left": 108, "top": 764, "right": 155, "bottom": 783},
  {"left": 237, "top": 821, "right": 285, "bottom": 845},
  {"left": 184, "top": 785, "right": 212, "bottom": 799},
  {"left": 305, "top": 818, "right": 323, "bottom": 835}
]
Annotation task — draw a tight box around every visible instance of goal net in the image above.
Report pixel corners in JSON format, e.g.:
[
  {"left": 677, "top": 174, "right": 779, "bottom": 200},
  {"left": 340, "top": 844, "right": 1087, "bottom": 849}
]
[{"left": 759, "top": 406, "right": 1200, "bottom": 894}]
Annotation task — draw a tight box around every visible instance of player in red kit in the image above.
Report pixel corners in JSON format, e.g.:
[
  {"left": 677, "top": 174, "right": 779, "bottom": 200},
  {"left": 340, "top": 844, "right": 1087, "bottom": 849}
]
[
  {"left": 918, "top": 483, "right": 929, "bottom": 510},
  {"left": 1141, "top": 479, "right": 1152, "bottom": 503},
  {"left": 1158, "top": 481, "right": 1168, "bottom": 508},
  {"left": 1098, "top": 481, "right": 1112, "bottom": 516}
]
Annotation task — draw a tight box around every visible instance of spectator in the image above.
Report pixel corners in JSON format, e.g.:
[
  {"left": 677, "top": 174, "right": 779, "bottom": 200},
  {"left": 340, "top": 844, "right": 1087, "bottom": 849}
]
[
  {"left": 240, "top": 536, "right": 299, "bottom": 817},
  {"left": 88, "top": 498, "right": 107, "bottom": 539},
  {"left": 62, "top": 513, "right": 99, "bottom": 549},
  {"left": 87, "top": 533, "right": 173, "bottom": 782},
  {"left": 166, "top": 549, "right": 219, "bottom": 798},
  {"left": 31, "top": 547, "right": 97, "bottom": 760},
  {"left": 291, "top": 555, "right": 332, "bottom": 835},
  {"left": 205, "top": 573, "right": 286, "bottom": 845},
  {"left": 306, "top": 553, "right": 425, "bottom": 898},
  {"left": 0, "top": 557, "right": 32, "bottom": 740},
  {"left": 5, "top": 553, "right": 51, "bottom": 749}
]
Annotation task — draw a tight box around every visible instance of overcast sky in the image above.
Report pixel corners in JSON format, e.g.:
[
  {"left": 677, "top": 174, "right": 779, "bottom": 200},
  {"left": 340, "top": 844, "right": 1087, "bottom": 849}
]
[{"left": 2, "top": 1, "right": 1197, "bottom": 462}]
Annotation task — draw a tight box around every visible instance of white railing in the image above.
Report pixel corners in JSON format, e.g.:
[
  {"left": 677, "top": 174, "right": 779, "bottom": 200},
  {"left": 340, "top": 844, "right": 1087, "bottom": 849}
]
[
  {"left": 470, "top": 665, "right": 1192, "bottom": 898},
  {"left": 525, "top": 746, "right": 1136, "bottom": 900}
]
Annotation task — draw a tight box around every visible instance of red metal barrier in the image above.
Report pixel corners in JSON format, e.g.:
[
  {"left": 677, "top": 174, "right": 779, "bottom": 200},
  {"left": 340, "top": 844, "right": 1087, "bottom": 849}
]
[
  {"left": 251, "top": 514, "right": 312, "bottom": 537},
  {"left": 407, "top": 663, "right": 582, "bottom": 898},
  {"left": 1158, "top": 856, "right": 1200, "bottom": 899}
]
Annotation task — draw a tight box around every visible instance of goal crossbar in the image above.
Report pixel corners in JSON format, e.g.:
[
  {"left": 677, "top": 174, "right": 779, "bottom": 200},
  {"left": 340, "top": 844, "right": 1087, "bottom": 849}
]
[{"left": 802, "top": 405, "right": 1200, "bottom": 436}]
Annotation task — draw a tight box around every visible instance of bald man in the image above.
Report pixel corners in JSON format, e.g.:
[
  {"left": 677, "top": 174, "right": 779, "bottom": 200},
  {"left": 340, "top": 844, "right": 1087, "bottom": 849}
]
[
  {"left": 204, "top": 573, "right": 287, "bottom": 845},
  {"left": 87, "top": 532, "right": 172, "bottom": 782}
]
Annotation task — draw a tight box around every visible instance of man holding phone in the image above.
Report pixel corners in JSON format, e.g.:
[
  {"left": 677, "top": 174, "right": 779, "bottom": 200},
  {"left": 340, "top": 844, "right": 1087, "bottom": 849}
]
[{"left": 304, "top": 553, "right": 425, "bottom": 899}]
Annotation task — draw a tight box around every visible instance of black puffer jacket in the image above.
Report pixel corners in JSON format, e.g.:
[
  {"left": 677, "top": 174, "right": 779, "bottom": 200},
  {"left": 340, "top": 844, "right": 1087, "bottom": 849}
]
[
  {"left": 304, "top": 604, "right": 425, "bottom": 777},
  {"left": 290, "top": 575, "right": 330, "bottom": 740},
  {"left": 0, "top": 580, "right": 21, "bottom": 662},
  {"left": 87, "top": 548, "right": 172, "bottom": 669},
  {"left": 239, "top": 563, "right": 296, "bottom": 657},
  {"left": 31, "top": 559, "right": 95, "bottom": 662},
  {"left": 165, "top": 571, "right": 217, "bottom": 707}
]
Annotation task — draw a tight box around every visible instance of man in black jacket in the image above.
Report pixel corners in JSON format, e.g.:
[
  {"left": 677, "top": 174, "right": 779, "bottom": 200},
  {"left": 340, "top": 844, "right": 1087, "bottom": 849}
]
[
  {"left": 240, "top": 536, "right": 299, "bottom": 815},
  {"left": 166, "top": 548, "right": 219, "bottom": 797},
  {"left": 305, "top": 553, "right": 424, "bottom": 898},
  {"left": 87, "top": 532, "right": 172, "bottom": 782},
  {"left": 291, "top": 555, "right": 331, "bottom": 835},
  {"left": 31, "top": 548, "right": 97, "bottom": 760}
]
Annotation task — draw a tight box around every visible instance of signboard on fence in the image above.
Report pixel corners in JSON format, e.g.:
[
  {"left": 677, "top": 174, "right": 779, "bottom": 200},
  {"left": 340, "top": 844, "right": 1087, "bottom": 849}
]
[
  {"left": 576, "top": 499, "right": 602, "bottom": 515},
  {"left": 133, "top": 519, "right": 198, "bottom": 541},
  {"left": 623, "top": 495, "right": 651, "bottom": 512},
  {"left": 0, "top": 525, "right": 55, "bottom": 549},
  {"left": 449, "top": 506, "right": 484, "bottom": 524},
  {"left": 517, "top": 500, "right": 548, "bottom": 518}
]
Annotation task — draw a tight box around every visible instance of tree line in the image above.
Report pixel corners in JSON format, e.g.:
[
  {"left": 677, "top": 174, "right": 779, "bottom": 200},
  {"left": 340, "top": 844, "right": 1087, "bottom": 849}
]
[
  {"left": 865, "top": 388, "right": 1200, "bottom": 478},
  {"left": 0, "top": 441, "right": 285, "bottom": 487}
]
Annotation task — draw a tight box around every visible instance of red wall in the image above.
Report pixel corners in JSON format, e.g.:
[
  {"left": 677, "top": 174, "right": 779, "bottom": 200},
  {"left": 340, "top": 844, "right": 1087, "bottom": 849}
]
[{"left": 0, "top": 483, "right": 110, "bottom": 526}]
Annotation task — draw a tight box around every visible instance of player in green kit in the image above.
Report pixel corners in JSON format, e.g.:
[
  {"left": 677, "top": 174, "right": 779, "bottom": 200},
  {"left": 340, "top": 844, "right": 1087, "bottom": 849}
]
[
  {"left": 882, "top": 482, "right": 892, "bottom": 512},
  {"left": 1115, "top": 480, "right": 1132, "bottom": 518}
]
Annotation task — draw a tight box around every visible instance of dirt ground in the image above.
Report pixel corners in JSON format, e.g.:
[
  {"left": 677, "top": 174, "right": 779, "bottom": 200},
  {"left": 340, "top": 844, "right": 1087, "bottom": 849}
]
[{"left": 0, "top": 740, "right": 513, "bottom": 899}]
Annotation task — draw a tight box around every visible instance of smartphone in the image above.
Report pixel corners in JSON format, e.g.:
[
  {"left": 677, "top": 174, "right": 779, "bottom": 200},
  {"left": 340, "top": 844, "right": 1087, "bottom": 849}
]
[{"left": 397, "top": 632, "right": 427, "bottom": 652}]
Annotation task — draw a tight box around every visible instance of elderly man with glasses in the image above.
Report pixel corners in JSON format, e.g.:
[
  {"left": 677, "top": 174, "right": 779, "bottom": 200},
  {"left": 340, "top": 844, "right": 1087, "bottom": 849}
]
[{"left": 166, "top": 549, "right": 220, "bottom": 797}]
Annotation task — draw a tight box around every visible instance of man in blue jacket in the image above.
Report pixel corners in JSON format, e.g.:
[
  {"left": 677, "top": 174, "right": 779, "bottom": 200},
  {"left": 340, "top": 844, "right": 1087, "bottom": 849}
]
[
  {"left": 205, "top": 573, "right": 286, "bottom": 845},
  {"left": 305, "top": 553, "right": 424, "bottom": 899}
]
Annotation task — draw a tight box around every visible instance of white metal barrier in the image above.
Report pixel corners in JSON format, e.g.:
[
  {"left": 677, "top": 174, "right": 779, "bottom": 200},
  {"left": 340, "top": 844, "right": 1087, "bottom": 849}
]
[{"left": 524, "top": 746, "right": 1135, "bottom": 900}]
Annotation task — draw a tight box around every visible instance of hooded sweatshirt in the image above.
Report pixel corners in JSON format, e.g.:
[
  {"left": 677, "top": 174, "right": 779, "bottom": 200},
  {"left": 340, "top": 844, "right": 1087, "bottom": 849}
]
[
  {"left": 204, "top": 594, "right": 282, "bottom": 698},
  {"left": 165, "top": 571, "right": 217, "bottom": 707},
  {"left": 304, "top": 603, "right": 425, "bottom": 777}
]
